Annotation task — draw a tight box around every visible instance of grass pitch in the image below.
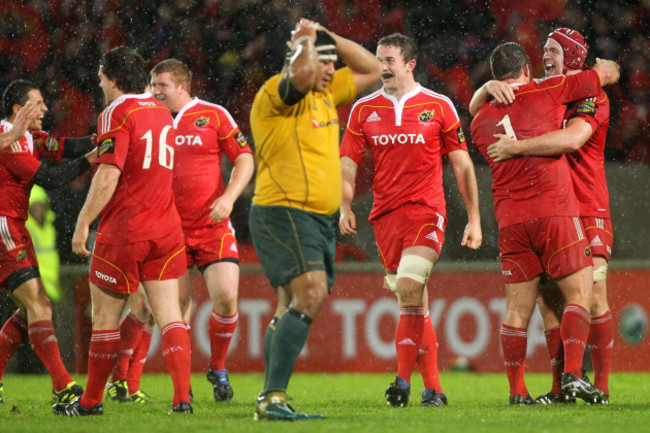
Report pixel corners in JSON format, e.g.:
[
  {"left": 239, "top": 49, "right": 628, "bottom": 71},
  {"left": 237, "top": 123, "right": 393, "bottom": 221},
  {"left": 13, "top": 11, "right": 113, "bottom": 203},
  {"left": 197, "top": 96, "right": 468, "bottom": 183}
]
[{"left": 2, "top": 372, "right": 650, "bottom": 433}]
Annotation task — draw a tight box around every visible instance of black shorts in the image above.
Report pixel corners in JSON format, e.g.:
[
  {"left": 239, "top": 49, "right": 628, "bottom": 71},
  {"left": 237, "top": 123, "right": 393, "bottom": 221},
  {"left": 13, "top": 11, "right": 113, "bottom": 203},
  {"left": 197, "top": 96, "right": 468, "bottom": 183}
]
[{"left": 249, "top": 205, "right": 336, "bottom": 290}]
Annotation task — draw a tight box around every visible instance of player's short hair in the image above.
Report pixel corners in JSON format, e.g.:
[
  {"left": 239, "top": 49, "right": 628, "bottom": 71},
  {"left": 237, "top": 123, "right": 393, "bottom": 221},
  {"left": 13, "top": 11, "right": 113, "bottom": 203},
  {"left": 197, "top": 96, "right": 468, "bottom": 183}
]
[
  {"left": 490, "top": 42, "right": 531, "bottom": 80},
  {"left": 3, "top": 79, "right": 37, "bottom": 119},
  {"left": 100, "top": 46, "right": 149, "bottom": 94},
  {"left": 377, "top": 33, "right": 418, "bottom": 63},
  {"left": 151, "top": 59, "right": 193, "bottom": 94}
]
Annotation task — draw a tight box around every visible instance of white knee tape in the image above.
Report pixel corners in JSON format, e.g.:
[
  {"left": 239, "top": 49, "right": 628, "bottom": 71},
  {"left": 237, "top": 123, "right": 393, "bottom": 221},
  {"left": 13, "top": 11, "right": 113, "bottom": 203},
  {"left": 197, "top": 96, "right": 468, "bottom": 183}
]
[
  {"left": 383, "top": 273, "right": 397, "bottom": 293},
  {"left": 593, "top": 265, "right": 608, "bottom": 283},
  {"left": 396, "top": 255, "right": 434, "bottom": 285}
]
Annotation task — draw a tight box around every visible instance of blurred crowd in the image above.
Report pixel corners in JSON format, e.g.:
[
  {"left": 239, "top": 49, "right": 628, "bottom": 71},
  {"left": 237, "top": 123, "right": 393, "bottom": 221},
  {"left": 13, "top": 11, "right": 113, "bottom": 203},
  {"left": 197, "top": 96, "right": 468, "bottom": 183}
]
[{"left": 1, "top": 0, "right": 648, "bottom": 262}]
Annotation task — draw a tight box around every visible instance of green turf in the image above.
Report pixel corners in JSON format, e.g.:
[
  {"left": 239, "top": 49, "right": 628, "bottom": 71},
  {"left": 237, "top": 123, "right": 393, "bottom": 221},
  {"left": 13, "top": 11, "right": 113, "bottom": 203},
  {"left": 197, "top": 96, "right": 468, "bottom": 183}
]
[{"left": 1, "top": 372, "right": 650, "bottom": 432}]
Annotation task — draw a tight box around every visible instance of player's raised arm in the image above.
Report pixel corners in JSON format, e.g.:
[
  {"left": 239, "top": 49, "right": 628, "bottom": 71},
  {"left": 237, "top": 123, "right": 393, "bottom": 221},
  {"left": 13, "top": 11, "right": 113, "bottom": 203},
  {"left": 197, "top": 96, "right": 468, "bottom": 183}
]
[
  {"left": 319, "top": 25, "right": 383, "bottom": 94},
  {"left": 284, "top": 19, "right": 320, "bottom": 94},
  {"left": 0, "top": 101, "right": 39, "bottom": 152},
  {"left": 468, "top": 80, "right": 518, "bottom": 116}
]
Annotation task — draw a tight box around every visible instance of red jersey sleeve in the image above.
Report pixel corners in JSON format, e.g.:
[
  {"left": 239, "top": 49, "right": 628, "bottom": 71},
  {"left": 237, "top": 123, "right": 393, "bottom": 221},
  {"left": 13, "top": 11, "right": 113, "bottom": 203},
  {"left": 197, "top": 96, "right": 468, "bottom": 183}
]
[
  {"left": 97, "top": 108, "right": 131, "bottom": 171},
  {"left": 216, "top": 108, "right": 253, "bottom": 163},
  {"left": 340, "top": 103, "right": 368, "bottom": 165},
  {"left": 566, "top": 93, "right": 609, "bottom": 132},
  {"left": 438, "top": 98, "right": 466, "bottom": 155},
  {"left": 0, "top": 137, "right": 41, "bottom": 181},
  {"left": 553, "top": 69, "right": 602, "bottom": 105}
]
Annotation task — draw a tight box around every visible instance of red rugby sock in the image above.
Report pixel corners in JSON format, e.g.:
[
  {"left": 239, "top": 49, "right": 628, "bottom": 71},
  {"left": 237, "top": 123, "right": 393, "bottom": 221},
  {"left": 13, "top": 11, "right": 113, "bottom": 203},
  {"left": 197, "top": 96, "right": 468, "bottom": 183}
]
[
  {"left": 127, "top": 328, "right": 152, "bottom": 394},
  {"left": 416, "top": 313, "right": 442, "bottom": 392},
  {"left": 209, "top": 310, "right": 238, "bottom": 371},
  {"left": 28, "top": 320, "right": 73, "bottom": 391},
  {"left": 80, "top": 330, "right": 120, "bottom": 408},
  {"left": 560, "top": 304, "right": 590, "bottom": 377},
  {"left": 588, "top": 311, "right": 613, "bottom": 393},
  {"left": 501, "top": 324, "right": 528, "bottom": 396},
  {"left": 112, "top": 313, "right": 144, "bottom": 382},
  {"left": 395, "top": 307, "right": 425, "bottom": 384},
  {"left": 0, "top": 313, "right": 27, "bottom": 380},
  {"left": 161, "top": 322, "right": 191, "bottom": 406},
  {"left": 544, "top": 326, "right": 563, "bottom": 396}
]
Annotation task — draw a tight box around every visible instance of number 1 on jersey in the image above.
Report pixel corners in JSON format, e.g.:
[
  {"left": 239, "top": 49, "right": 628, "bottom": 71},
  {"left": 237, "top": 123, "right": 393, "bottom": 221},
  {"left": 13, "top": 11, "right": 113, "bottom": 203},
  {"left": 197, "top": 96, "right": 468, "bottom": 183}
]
[
  {"left": 141, "top": 125, "right": 174, "bottom": 169},
  {"left": 496, "top": 114, "right": 517, "bottom": 140}
]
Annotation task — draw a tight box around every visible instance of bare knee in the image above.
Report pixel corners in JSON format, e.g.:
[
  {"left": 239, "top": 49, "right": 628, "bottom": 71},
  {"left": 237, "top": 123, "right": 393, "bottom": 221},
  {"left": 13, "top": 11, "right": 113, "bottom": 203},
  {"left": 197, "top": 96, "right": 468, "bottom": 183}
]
[
  {"left": 292, "top": 281, "right": 328, "bottom": 317},
  {"left": 396, "top": 279, "right": 425, "bottom": 307},
  {"left": 210, "top": 286, "right": 238, "bottom": 316}
]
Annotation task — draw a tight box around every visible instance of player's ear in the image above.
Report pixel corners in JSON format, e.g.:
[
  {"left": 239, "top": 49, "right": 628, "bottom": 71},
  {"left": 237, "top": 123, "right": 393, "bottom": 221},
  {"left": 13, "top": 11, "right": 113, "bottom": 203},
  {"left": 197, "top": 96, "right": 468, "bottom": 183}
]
[
  {"left": 522, "top": 63, "right": 531, "bottom": 80},
  {"left": 12, "top": 103, "right": 22, "bottom": 118},
  {"left": 407, "top": 59, "right": 416, "bottom": 73}
]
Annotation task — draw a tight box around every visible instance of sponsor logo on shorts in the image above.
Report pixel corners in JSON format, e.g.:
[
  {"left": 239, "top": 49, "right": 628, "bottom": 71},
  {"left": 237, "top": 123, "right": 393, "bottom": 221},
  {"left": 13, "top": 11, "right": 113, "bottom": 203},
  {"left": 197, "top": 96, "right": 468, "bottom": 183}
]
[
  {"left": 590, "top": 235, "right": 603, "bottom": 247},
  {"left": 234, "top": 131, "right": 248, "bottom": 148},
  {"left": 418, "top": 109, "right": 434, "bottom": 122},
  {"left": 98, "top": 137, "right": 115, "bottom": 156},
  {"left": 95, "top": 270, "right": 117, "bottom": 284},
  {"left": 194, "top": 116, "right": 209, "bottom": 127},
  {"left": 16, "top": 250, "right": 26, "bottom": 261},
  {"left": 425, "top": 231, "right": 439, "bottom": 243}
]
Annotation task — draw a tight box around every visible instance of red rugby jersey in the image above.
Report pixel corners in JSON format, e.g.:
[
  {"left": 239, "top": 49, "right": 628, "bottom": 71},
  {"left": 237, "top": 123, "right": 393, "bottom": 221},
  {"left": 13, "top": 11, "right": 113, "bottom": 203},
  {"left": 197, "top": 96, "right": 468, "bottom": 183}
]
[
  {"left": 0, "top": 122, "right": 64, "bottom": 220},
  {"left": 470, "top": 70, "right": 602, "bottom": 228},
  {"left": 565, "top": 90, "right": 611, "bottom": 218},
  {"left": 341, "top": 84, "right": 466, "bottom": 221},
  {"left": 95, "top": 93, "right": 181, "bottom": 244},
  {"left": 171, "top": 98, "right": 252, "bottom": 230}
]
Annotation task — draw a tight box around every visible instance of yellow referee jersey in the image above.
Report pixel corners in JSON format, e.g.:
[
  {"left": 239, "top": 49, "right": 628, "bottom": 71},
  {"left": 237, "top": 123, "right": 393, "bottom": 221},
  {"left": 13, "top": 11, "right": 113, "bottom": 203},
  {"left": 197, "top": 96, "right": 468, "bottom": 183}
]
[{"left": 250, "top": 67, "right": 357, "bottom": 216}]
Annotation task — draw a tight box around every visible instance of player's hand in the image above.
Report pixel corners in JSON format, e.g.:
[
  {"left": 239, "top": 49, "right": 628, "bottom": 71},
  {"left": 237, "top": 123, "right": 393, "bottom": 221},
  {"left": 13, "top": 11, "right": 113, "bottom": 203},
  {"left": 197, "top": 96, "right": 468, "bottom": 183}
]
[
  {"left": 594, "top": 57, "right": 621, "bottom": 84},
  {"left": 12, "top": 101, "right": 39, "bottom": 137},
  {"left": 90, "top": 133, "right": 98, "bottom": 146},
  {"left": 461, "top": 220, "right": 482, "bottom": 250},
  {"left": 486, "top": 80, "right": 517, "bottom": 105},
  {"left": 290, "top": 18, "right": 319, "bottom": 44},
  {"left": 209, "top": 196, "right": 234, "bottom": 222},
  {"left": 339, "top": 208, "right": 357, "bottom": 236},
  {"left": 72, "top": 223, "right": 91, "bottom": 258},
  {"left": 487, "top": 133, "right": 520, "bottom": 162}
]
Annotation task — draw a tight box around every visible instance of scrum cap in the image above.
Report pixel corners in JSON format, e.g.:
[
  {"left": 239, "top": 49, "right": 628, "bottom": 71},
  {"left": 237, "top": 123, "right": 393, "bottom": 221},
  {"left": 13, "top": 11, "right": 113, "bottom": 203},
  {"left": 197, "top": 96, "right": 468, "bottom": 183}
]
[{"left": 547, "top": 28, "right": 589, "bottom": 73}]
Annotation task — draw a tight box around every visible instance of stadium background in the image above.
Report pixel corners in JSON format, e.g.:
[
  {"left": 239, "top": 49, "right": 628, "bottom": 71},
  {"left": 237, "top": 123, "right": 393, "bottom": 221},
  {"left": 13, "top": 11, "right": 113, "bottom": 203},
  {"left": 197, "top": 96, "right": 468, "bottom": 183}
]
[{"left": 0, "top": 0, "right": 648, "bottom": 375}]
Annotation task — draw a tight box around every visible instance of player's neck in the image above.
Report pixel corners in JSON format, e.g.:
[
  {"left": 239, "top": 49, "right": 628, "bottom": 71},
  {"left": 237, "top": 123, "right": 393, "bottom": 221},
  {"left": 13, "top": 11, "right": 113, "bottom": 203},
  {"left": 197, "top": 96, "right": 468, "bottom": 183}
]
[
  {"left": 173, "top": 95, "right": 193, "bottom": 112},
  {"left": 385, "top": 80, "right": 418, "bottom": 102}
]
